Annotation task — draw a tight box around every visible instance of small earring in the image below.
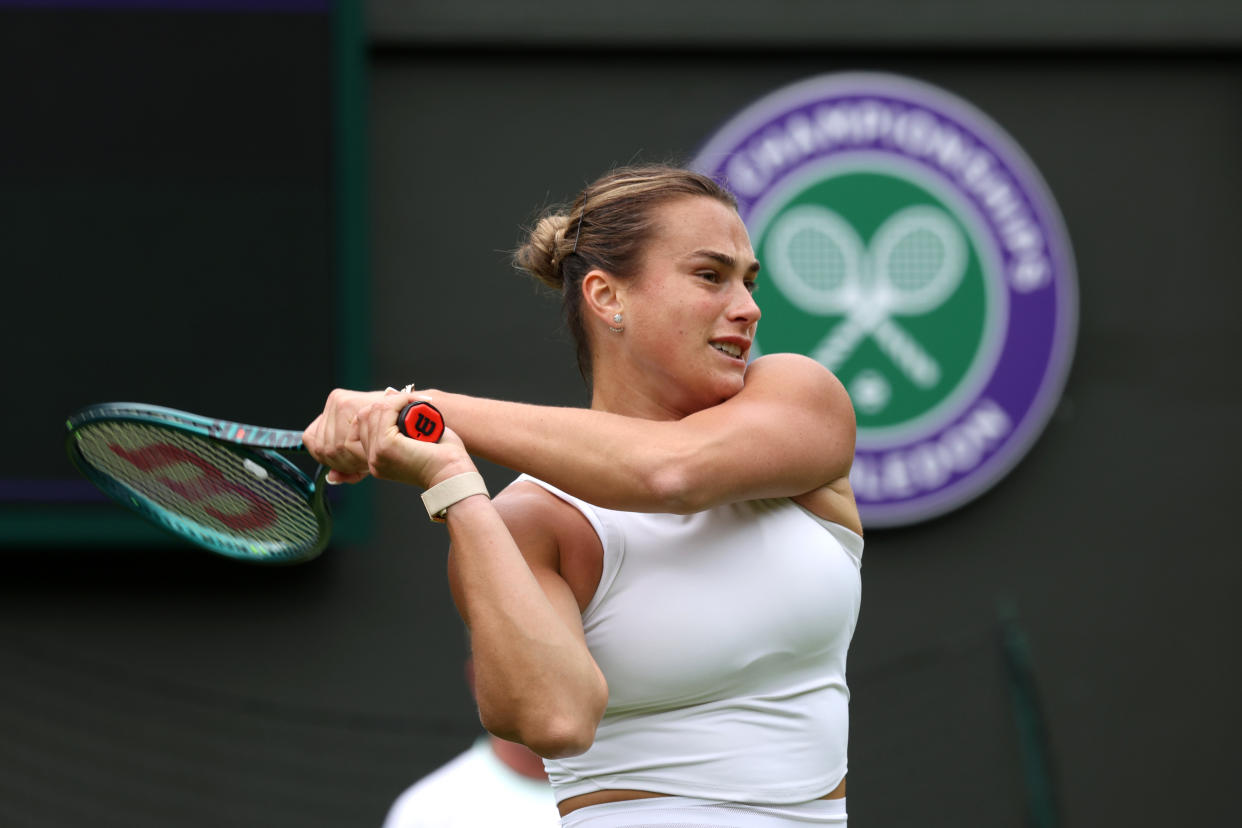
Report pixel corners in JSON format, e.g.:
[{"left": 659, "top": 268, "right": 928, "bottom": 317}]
[{"left": 608, "top": 312, "right": 624, "bottom": 333}]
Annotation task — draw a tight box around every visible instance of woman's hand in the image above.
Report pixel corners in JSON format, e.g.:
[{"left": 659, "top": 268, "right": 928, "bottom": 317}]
[
  {"left": 303, "top": 386, "right": 470, "bottom": 487},
  {"left": 303, "top": 388, "right": 393, "bottom": 484},
  {"left": 353, "top": 390, "right": 476, "bottom": 490}
]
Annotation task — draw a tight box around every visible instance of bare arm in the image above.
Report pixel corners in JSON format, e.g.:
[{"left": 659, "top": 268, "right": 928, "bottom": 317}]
[
  {"left": 308, "top": 391, "right": 607, "bottom": 758},
  {"left": 444, "top": 488, "right": 608, "bottom": 758},
  {"left": 421, "top": 353, "right": 855, "bottom": 513}
]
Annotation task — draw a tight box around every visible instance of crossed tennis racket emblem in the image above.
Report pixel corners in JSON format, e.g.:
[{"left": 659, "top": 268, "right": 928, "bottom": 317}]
[{"left": 766, "top": 204, "right": 967, "bottom": 388}]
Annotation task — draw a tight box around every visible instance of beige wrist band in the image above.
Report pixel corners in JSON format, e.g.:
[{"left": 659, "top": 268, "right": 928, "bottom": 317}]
[{"left": 421, "top": 471, "right": 489, "bottom": 523}]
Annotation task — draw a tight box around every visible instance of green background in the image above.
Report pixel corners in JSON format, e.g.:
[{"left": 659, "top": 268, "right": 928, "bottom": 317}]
[{"left": 755, "top": 172, "right": 989, "bottom": 429}]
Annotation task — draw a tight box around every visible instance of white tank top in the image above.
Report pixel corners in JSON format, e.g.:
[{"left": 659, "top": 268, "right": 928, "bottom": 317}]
[{"left": 515, "top": 475, "right": 864, "bottom": 805}]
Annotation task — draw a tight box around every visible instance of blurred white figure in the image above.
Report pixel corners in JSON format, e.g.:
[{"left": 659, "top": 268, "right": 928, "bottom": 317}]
[
  {"left": 382, "top": 733, "right": 558, "bottom": 828},
  {"left": 383, "top": 658, "right": 559, "bottom": 827}
]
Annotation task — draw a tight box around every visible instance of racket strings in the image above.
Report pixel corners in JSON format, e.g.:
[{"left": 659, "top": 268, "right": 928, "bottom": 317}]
[{"left": 73, "top": 421, "right": 320, "bottom": 550}]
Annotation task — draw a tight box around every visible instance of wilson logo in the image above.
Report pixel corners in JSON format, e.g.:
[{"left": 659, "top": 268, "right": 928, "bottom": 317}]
[
  {"left": 109, "top": 442, "right": 277, "bottom": 531},
  {"left": 410, "top": 412, "right": 439, "bottom": 439}
]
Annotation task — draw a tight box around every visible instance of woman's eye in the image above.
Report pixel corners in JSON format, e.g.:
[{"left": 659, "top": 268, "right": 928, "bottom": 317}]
[
  {"left": 697, "top": 271, "right": 720, "bottom": 283},
  {"left": 744, "top": 280, "right": 758, "bottom": 294}
]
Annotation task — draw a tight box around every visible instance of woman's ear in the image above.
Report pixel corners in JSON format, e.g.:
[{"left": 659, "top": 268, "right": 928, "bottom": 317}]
[{"left": 581, "top": 268, "right": 624, "bottom": 329}]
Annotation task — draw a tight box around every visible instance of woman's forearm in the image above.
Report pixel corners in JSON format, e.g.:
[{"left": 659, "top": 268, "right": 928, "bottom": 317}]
[{"left": 425, "top": 391, "right": 681, "bottom": 510}]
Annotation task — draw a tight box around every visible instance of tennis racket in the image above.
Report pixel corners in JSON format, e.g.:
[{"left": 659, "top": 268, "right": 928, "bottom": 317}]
[{"left": 64, "top": 400, "right": 445, "bottom": 565}]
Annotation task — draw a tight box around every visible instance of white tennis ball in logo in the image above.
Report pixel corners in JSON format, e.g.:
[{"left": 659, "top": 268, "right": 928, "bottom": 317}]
[{"left": 850, "top": 370, "right": 891, "bottom": 415}]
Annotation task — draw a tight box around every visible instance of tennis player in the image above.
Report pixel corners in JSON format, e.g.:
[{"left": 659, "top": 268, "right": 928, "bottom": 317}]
[{"left": 304, "top": 165, "right": 862, "bottom": 827}]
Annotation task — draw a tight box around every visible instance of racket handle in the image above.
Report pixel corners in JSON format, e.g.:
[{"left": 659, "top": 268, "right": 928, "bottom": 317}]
[{"left": 397, "top": 401, "right": 445, "bottom": 443}]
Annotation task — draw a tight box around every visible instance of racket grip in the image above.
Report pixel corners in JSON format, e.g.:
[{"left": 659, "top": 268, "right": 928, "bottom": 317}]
[{"left": 397, "top": 401, "right": 445, "bottom": 443}]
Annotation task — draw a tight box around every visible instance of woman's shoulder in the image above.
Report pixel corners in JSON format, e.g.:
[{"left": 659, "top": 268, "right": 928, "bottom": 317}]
[
  {"left": 493, "top": 478, "right": 604, "bottom": 610},
  {"left": 747, "top": 352, "right": 841, "bottom": 385},
  {"left": 743, "top": 353, "right": 851, "bottom": 408},
  {"left": 493, "top": 478, "right": 579, "bottom": 535}
]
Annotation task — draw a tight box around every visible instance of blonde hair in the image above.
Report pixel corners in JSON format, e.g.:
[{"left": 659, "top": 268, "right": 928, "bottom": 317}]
[{"left": 513, "top": 164, "right": 738, "bottom": 382}]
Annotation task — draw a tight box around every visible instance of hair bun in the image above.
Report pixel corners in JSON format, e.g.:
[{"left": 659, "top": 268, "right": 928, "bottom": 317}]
[{"left": 514, "top": 212, "right": 573, "bottom": 290}]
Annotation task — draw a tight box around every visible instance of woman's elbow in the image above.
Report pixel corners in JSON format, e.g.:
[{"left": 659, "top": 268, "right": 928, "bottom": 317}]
[
  {"left": 644, "top": 463, "right": 705, "bottom": 514},
  {"left": 481, "top": 709, "right": 599, "bottom": 760},
  {"left": 479, "top": 687, "right": 607, "bottom": 759},
  {"left": 520, "top": 715, "right": 598, "bottom": 759}
]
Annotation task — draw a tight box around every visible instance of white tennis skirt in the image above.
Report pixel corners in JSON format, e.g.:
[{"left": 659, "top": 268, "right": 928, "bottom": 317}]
[{"left": 559, "top": 796, "right": 847, "bottom": 827}]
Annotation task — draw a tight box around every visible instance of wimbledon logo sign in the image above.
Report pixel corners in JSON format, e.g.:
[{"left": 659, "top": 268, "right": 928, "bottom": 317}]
[{"left": 693, "top": 73, "right": 1077, "bottom": 527}]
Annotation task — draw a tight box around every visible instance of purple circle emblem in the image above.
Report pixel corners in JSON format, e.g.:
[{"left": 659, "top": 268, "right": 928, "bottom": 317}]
[{"left": 694, "top": 73, "right": 1078, "bottom": 527}]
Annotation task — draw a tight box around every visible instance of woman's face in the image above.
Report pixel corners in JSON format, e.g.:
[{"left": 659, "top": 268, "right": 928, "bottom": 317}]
[{"left": 611, "top": 196, "right": 762, "bottom": 418}]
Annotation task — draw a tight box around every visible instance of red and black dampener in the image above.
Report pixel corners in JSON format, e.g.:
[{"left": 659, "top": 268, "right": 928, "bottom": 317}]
[{"left": 397, "top": 401, "right": 445, "bottom": 443}]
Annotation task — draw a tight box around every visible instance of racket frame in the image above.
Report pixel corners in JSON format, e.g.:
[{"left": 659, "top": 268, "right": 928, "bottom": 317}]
[{"left": 64, "top": 402, "right": 330, "bottom": 565}]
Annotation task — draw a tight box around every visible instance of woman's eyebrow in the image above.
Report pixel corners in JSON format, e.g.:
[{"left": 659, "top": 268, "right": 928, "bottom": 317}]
[{"left": 689, "top": 249, "right": 761, "bottom": 274}]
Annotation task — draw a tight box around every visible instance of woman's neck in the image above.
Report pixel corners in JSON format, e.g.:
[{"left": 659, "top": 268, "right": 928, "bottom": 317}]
[{"left": 589, "top": 360, "right": 688, "bottom": 421}]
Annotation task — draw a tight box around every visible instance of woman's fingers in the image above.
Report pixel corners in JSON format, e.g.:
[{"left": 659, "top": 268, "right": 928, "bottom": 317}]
[
  {"left": 356, "top": 392, "right": 409, "bottom": 454},
  {"left": 325, "top": 469, "right": 368, "bottom": 486},
  {"left": 305, "top": 388, "right": 407, "bottom": 481}
]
